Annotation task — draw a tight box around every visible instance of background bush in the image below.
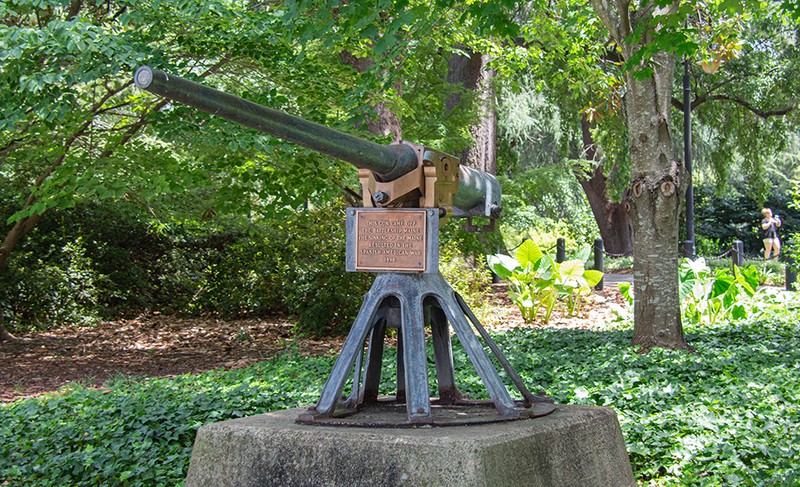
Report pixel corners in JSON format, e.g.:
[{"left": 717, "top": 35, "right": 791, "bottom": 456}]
[
  {"left": 0, "top": 200, "right": 371, "bottom": 336},
  {"left": 693, "top": 185, "right": 799, "bottom": 256}
]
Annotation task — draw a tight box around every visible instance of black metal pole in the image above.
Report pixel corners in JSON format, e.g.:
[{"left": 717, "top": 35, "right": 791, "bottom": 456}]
[
  {"left": 594, "top": 238, "right": 604, "bottom": 291},
  {"left": 732, "top": 240, "right": 744, "bottom": 268},
  {"left": 556, "top": 238, "right": 566, "bottom": 263},
  {"left": 786, "top": 241, "right": 797, "bottom": 291},
  {"left": 683, "top": 56, "right": 696, "bottom": 259}
]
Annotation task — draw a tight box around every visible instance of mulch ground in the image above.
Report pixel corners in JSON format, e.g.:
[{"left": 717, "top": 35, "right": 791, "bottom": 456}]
[{"left": 1, "top": 283, "right": 626, "bottom": 403}]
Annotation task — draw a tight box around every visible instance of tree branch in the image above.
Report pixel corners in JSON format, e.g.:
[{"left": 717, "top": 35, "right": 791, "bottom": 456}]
[
  {"left": 708, "top": 94, "right": 796, "bottom": 119},
  {"left": 591, "top": 0, "right": 624, "bottom": 44}
]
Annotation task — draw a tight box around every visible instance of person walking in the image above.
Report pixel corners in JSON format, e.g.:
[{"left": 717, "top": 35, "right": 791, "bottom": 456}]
[{"left": 761, "top": 208, "right": 782, "bottom": 260}]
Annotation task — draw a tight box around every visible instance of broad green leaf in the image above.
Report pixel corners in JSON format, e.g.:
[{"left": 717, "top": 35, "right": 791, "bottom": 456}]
[
  {"left": 584, "top": 269, "right": 603, "bottom": 287},
  {"left": 515, "top": 239, "right": 543, "bottom": 268},
  {"left": 487, "top": 254, "right": 521, "bottom": 279},
  {"left": 573, "top": 245, "right": 591, "bottom": 263},
  {"left": 560, "top": 259, "right": 585, "bottom": 281}
]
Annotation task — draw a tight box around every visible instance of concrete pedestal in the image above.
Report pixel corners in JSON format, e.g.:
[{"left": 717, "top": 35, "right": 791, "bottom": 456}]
[{"left": 185, "top": 405, "right": 635, "bottom": 487}]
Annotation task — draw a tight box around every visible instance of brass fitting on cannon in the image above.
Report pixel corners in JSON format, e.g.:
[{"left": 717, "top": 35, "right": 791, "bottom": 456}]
[{"left": 359, "top": 141, "right": 460, "bottom": 218}]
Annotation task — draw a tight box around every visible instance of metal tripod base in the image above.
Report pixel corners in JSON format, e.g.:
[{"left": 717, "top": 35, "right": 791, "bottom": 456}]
[{"left": 297, "top": 272, "right": 555, "bottom": 427}]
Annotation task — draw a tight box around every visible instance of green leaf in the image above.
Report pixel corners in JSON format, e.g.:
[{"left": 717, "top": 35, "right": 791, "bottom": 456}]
[
  {"left": 515, "top": 239, "right": 543, "bottom": 268},
  {"left": 584, "top": 269, "right": 603, "bottom": 287},
  {"left": 487, "top": 254, "right": 521, "bottom": 279},
  {"left": 560, "top": 259, "right": 585, "bottom": 281},
  {"left": 573, "top": 245, "right": 591, "bottom": 263}
]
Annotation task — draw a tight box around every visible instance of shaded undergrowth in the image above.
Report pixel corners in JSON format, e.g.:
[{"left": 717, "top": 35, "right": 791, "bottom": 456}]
[{"left": 2, "top": 318, "right": 798, "bottom": 486}]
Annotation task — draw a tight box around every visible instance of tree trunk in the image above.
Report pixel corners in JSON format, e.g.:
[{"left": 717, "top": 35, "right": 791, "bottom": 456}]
[
  {"left": 578, "top": 168, "right": 633, "bottom": 256},
  {"left": 624, "top": 51, "right": 690, "bottom": 352},
  {"left": 590, "top": 0, "right": 690, "bottom": 352},
  {"left": 0, "top": 315, "right": 15, "bottom": 342},
  {"left": 446, "top": 49, "right": 497, "bottom": 175},
  {"left": 340, "top": 52, "right": 403, "bottom": 143},
  {"left": 0, "top": 214, "right": 43, "bottom": 341},
  {"left": 446, "top": 49, "right": 504, "bottom": 269},
  {"left": 578, "top": 118, "right": 633, "bottom": 256}
]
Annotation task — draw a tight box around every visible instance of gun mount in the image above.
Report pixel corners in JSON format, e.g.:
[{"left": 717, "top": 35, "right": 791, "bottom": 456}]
[
  {"left": 135, "top": 66, "right": 553, "bottom": 426},
  {"left": 134, "top": 66, "right": 500, "bottom": 225}
]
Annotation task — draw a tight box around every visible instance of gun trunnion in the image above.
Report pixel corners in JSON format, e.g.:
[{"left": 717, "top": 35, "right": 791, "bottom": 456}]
[{"left": 134, "top": 66, "right": 500, "bottom": 222}]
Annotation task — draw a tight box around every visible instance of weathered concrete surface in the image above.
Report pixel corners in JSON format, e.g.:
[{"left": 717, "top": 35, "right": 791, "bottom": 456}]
[{"left": 185, "top": 405, "right": 635, "bottom": 487}]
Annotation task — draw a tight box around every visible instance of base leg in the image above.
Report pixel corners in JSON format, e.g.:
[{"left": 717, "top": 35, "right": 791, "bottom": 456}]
[
  {"left": 439, "top": 294, "right": 517, "bottom": 415},
  {"left": 401, "top": 293, "right": 431, "bottom": 422},
  {"left": 360, "top": 318, "right": 387, "bottom": 404},
  {"left": 396, "top": 332, "right": 406, "bottom": 403},
  {"left": 314, "top": 291, "right": 382, "bottom": 416},
  {"left": 429, "top": 303, "right": 461, "bottom": 403}
]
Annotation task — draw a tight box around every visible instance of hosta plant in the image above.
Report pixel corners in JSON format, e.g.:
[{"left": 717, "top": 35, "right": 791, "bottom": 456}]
[{"left": 487, "top": 239, "right": 603, "bottom": 323}]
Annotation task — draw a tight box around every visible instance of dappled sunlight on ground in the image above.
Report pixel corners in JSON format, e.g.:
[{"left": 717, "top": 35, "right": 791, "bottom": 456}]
[{"left": 1, "top": 280, "right": 631, "bottom": 403}]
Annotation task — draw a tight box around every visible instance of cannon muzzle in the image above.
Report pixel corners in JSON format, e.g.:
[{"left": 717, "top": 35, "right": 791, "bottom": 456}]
[{"left": 134, "top": 66, "right": 500, "bottom": 219}]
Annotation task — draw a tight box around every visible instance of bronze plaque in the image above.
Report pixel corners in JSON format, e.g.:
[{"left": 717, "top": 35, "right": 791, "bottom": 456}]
[{"left": 355, "top": 210, "right": 427, "bottom": 272}]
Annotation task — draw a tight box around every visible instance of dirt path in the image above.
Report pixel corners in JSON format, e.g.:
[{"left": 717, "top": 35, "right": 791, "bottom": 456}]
[{"left": 1, "top": 285, "right": 626, "bottom": 403}]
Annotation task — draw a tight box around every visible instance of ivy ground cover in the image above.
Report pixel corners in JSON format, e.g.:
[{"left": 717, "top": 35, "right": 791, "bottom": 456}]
[{"left": 2, "top": 318, "right": 798, "bottom": 486}]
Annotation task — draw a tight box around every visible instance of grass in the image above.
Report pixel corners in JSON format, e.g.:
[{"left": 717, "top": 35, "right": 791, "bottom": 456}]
[{"left": 2, "top": 318, "right": 799, "bottom": 486}]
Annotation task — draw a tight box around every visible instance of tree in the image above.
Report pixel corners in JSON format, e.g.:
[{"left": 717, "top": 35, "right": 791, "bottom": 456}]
[
  {"left": 0, "top": 0, "right": 504, "bottom": 340},
  {"left": 683, "top": 6, "right": 800, "bottom": 201},
  {"left": 588, "top": 0, "right": 694, "bottom": 350},
  {"left": 584, "top": 1, "right": 799, "bottom": 350},
  {"left": 447, "top": 49, "right": 498, "bottom": 175},
  {"left": 497, "top": 5, "right": 637, "bottom": 256},
  {"left": 0, "top": 1, "right": 335, "bottom": 340},
  {"left": 507, "top": 0, "right": 797, "bottom": 350}
]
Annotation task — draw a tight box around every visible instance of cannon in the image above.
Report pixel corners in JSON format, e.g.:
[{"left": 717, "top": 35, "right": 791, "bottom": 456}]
[
  {"left": 134, "top": 66, "right": 500, "bottom": 226},
  {"left": 134, "top": 66, "right": 553, "bottom": 426}
]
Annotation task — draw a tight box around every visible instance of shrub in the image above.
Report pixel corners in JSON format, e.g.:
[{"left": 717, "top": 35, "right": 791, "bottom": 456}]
[
  {"left": 613, "top": 258, "right": 799, "bottom": 328},
  {"left": 0, "top": 199, "right": 372, "bottom": 336},
  {"left": 0, "top": 239, "right": 101, "bottom": 332},
  {"left": 149, "top": 204, "right": 373, "bottom": 336},
  {"left": 487, "top": 239, "right": 602, "bottom": 323},
  {"left": 694, "top": 185, "right": 799, "bottom": 256},
  {"left": 707, "top": 258, "right": 784, "bottom": 286},
  {"left": 272, "top": 205, "right": 373, "bottom": 336}
]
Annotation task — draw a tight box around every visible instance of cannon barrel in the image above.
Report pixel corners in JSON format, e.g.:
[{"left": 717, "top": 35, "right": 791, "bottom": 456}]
[{"left": 134, "top": 66, "right": 500, "bottom": 216}]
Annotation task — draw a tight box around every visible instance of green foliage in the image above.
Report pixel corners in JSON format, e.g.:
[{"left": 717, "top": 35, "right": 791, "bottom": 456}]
[
  {"left": 707, "top": 258, "right": 785, "bottom": 287},
  {"left": 687, "top": 6, "right": 800, "bottom": 202},
  {"left": 0, "top": 200, "right": 370, "bottom": 336},
  {"left": 487, "top": 239, "right": 602, "bottom": 323},
  {"left": 439, "top": 253, "right": 493, "bottom": 319},
  {"left": 0, "top": 353, "right": 334, "bottom": 486},
  {"left": 604, "top": 256, "right": 633, "bottom": 273},
  {"left": 508, "top": 318, "right": 800, "bottom": 486},
  {"left": 615, "top": 258, "right": 797, "bottom": 328},
  {"left": 498, "top": 162, "right": 598, "bottom": 247},
  {"left": 680, "top": 258, "right": 759, "bottom": 325},
  {"left": 148, "top": 203, "right": 372, "bottom": 336},
  {"left": 0, "top": 238, "right": 101, "bottom": 331},
  {"left": 693, "top": 184, "right": 799, "bottom": 256},
  {"left": 2, "top": 317, "right": 799, "bottom": 486},
  {"left": 273, "top": 206, "right": 373, "bottom": 336}
]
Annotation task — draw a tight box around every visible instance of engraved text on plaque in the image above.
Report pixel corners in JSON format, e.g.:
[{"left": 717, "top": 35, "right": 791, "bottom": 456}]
[{"left": 355, "top": 210, "right": 427, "bottom": 272}]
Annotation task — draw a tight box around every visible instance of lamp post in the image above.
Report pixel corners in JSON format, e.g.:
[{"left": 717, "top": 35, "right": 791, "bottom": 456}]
[{"left": 682, "top": 55, "right": 696, "bottom": 259}]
